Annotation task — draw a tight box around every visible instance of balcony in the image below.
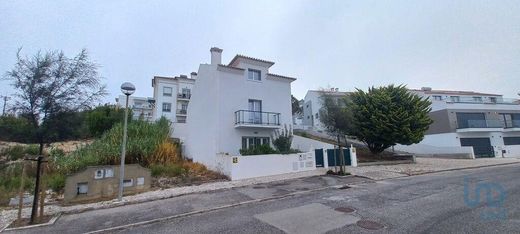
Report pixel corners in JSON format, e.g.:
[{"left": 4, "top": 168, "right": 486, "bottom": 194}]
[
  {"left": 177, "top": 93, "right": 191, "bottom": 100},
  {"left": 446, "top": 97, "right": 519, "bottom": 105},
  {"left": 176, "top": 109, "right": 187, "bottom": 116},
  {"left": 234, "top": 110, "right": 281, "bottom": 129},
  {"left": 504, "top": 120, "right": 520, "bottom": 131},
  {"left": 456, "top": 119, "right": 504, "bottom": 132}
]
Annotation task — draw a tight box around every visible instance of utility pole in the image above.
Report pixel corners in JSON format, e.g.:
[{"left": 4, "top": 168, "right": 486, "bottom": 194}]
[
  {"left": 25, "top": 155, "right": 47, "bottom": 224},
  {"left": 1, "top": 95, "right": 10, "bottom": 116}
]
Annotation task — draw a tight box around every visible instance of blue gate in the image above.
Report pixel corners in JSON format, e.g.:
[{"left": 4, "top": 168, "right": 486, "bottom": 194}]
[
  {"left": 315, "top": 149, "right": 324, "bottom": 167},
  {"left": 326, "top": 148, "right": 351, "bottom": 166}
]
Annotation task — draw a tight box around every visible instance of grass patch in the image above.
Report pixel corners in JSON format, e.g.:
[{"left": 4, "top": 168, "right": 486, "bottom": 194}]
[
  {"left": 150, "top": 164, "right": 185, "bottom": 177},
  {"left": 1, "top": 144, "right": 40, "bottom": 161}
]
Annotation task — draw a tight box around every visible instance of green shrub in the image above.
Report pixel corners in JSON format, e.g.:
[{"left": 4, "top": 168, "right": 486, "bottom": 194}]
[
  {"left": 86, "top": 105, "right": 129, "bottom": 137},
  {"left": 52, "top": 117, "right": 171, "bottom": 174},
  {"left": 1, "top": 144, "right": 40, "bottom": 161},
  {"left": 150, "top": 164, "right": 184, "bottom": 177},
  {"left": 46, "top": 173, "right": 66, "bottom": 192},
  {"left": 239, "top": 144, "right": 278, "bottom": 155}
]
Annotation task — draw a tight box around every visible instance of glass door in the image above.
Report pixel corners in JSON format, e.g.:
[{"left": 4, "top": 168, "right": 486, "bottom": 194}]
[{"left": 248, "top": 100, "right": 262, "bottom": 124}]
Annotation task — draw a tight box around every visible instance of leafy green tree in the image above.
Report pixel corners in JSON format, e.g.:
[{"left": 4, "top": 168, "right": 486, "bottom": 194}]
[
  {"left": 85, "top": 105, "right": 128, "bottom": 137},
  {"left": 0, "top": 115, "right": 36, "bottom": 143},
  {"left": 3, "top": 48, "right": 106, "bottom": 155},
  {"left": 319, "top": 94, "right": 354, "bottom": 173},
  {"left": 291, "top": 95, "right": 302, "bottom": 115},
  {"left": 350, "top": 85, "right": 433, "bottom": 154}
]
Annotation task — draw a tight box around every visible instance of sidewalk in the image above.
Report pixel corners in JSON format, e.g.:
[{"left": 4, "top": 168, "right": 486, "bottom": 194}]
[
  {"left": 2, "top": 174, "right": 371, "bottom": 233},
  {"left": 347, "top": 157, "right": 520, "bottom": 180},
  {"left": 1, "top": 169, "right": 331, "bottom": 231}
]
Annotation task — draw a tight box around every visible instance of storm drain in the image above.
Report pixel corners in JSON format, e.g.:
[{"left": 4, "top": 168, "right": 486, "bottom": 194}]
[
  {"left": 334, "top": 207, "right": 356, "bottom": 213},
  {"left": 357, "top": 220, "right": 385, "bottom": 230}
]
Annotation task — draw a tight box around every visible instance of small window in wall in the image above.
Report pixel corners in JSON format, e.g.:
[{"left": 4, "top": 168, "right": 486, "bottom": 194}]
[
  {"left": 162, "top": 103, "right": 172, "bottom": 112},
  {"left": 433, "top": 95, "right": 442, "bottom": 101},
  {"left": 123, "top": 179, "right": 134, "bottom": 187},
  {"left": 504, "top": 137, "right": 520, "bottom": 145},
  {"left": 247, "top": 69, "right": 261, "bottom": 81},
  {"left": 450, "top": 96, "right": 460, "bottom": 102},
  {"left": 315, "top": 113, "right": 319, "bottom": 119},
  {"left": 163, "top": 87, "right": 172, "bottom": 96},
  {"left": 77, "top": 182, "right": 88, "bottom": 195},
  {"left": 137, "top": 177, "right": 145, "bottom": 186}
]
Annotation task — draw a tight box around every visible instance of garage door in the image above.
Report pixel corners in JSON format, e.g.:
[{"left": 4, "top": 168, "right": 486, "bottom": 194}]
[{"left": 460, "top": 138, "right": 494, "bottom": 158}]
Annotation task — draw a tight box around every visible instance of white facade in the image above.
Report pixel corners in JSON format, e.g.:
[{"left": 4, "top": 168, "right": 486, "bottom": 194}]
[
  {"left": 151, "top": 74, "right": 196, "bottom": 140},
  {"left": 184, "top": 47, "right": 296, "bottom": 170},
  {"left": 302, "top": 89, "right": 350, "bottom": 131},
  {"left": 115, "top": 95, "right": 154, "bottom": 121},
  {"left": 403, "top": 87, "right": 520, "bottom": 158}
]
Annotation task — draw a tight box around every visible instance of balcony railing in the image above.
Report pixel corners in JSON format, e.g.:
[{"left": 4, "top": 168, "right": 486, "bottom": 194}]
[
  {"left": 446, "top": 97, "right": 519, "bottom": 105},
  {"left": 178, "top": 93, "right": 191, "bottom": 99},
  {"left": 505, "top": 120, "right": 520, "bottom": 128},
  {"left": 457, "top": 120, "right": 504, "bottom": 129},
  {"left": 234, "top": 110, "right": 281, "bottom": 126},
  {"left": 176, "top": 109, "right": 187, "bottom": 115}
]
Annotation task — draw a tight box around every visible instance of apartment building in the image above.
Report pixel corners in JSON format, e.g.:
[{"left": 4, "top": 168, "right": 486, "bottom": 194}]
[
  {"left": 302, "top": 89, "right": 350, "bottom": 131},
  {"left": 411, "top": 87, "right": 520, "bottom": 158},
  {"left": 184, "top": 47, "right": 296, "bottom": 169},
  {"left": 115, "top": 95, "right": 154, "bottom": 121},
  {"left": 151, "top": 74, "right": 196, "bottom": 140}
]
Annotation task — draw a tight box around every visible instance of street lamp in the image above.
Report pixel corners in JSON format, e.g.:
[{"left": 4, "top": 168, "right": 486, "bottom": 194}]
[{"left": 118, "top": 82, "right": 135, "bottom": 201}]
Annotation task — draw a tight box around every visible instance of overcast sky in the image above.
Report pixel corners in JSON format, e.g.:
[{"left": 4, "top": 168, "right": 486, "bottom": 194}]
[{"left": 1, "top": 0, "right": 520, "bottom": 105}]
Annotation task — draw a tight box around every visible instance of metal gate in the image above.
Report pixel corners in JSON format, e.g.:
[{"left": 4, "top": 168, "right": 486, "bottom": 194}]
[
  {"left": 326, "top": 148, "right": 351, "bottom": 166},
  {"left": 315, "top": 149, "right": 324, "bottom": 167},
  {"left": 460, "top": 138, "right": 495, "bottom": 158}
]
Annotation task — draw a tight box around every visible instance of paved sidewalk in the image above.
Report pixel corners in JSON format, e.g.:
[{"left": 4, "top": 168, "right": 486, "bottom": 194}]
[
  {"left": 347, "top": 157, "right": 520, "bottom": 180},
  {"left": 4, "top": 175, "right": 371, "bottom": 233},
  {"left": 1, "top": 169, "right": 330, "bottom": 230}
]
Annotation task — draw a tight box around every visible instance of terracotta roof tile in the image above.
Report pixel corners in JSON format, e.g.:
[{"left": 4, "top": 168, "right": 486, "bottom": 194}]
[
  {"left": 228, "top": 55, "right": 275, "bottom": 67},
  {"left": 266, "top": 73, "right": 297, "bottom": 81}
]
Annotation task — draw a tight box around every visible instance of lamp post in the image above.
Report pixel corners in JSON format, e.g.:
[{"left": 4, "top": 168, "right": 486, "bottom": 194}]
[{"left": 118, "top": 82, "right": 135, "bottom": 201}]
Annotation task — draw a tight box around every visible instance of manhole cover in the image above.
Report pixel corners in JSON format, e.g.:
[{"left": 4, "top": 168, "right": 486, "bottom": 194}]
[
  {"left": 357, "top": 220, "right": 385, "bottom": 230},
  {"left": 334, "top": 207, "right": 355, "bottom": 213},
  {"left": 338, "top": 185, "right": 351, "bottom": 190}
]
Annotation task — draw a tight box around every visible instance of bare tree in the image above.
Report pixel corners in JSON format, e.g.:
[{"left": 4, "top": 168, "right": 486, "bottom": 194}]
[{"left": 3, "top": 48, "right": 107, "bottom": 155}]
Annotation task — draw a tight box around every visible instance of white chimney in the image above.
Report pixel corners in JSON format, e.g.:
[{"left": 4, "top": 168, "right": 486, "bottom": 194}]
[{"left": 210, "top": 47, "right": 223, "bottom": 65}]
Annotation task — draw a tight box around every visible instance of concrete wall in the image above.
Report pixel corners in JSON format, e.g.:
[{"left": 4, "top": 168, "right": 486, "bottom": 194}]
[
  {"left": 64, "top": 164, "right": 151, "bottom": 203},
  {"left": 216, "top": 152, "right": 316, "bottom": 180},
  {"left": 291, "top": 135, "right": 335, "bottom": 152}
]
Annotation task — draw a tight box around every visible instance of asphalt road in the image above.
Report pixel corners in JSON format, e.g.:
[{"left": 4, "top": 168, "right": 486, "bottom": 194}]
[{"left": 9, "top": 164, "right": 520, "bottom": 234}]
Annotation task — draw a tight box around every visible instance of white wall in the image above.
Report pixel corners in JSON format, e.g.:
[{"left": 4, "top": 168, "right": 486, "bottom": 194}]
[
  {"left": 153, "top": 79, "right": 178, "bottom": 122},
  {"left": 216, "top": 152, "right": 316, "bottom": 180},
  {"left": 503, "top": 145, "right": 520, "bottom": 157},
  {"left": 395, "top": 133, "right": 475, "bottom": 158},
  {"left": 291, "top": 135, "right": 335, "bottom": 152}
]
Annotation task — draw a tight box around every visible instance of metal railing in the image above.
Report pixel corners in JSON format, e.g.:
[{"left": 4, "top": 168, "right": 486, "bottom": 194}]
[
  {"left": 446, "top": 97, "right": 519, "bottom": 105},
  {"left": 505, "top": 120, "right": 520, "bottom": 128},
  {"left": 234, "top": 110, "right": 281, "bottom": 126},
  {"left": 176, "top": 109, "right": 187, "bottom": 115},
  {"left": 457, "top": 119, "right": 504, "bottom": 129},
  {"left": 178, "top": 93, "right": 191, "bottom": 99}
]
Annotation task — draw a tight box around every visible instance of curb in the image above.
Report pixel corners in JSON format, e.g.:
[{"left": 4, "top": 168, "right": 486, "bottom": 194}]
[
  {"left": 84, "top": 181, "right": 369, "bottom": 234},
  {"left": 2, "top": 213, "right": 61, "bottom": 232}
]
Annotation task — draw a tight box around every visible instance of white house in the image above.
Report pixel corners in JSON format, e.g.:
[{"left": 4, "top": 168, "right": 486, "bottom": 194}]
[
  {"left": 302, "top": 89, "right": 350, "bottom": 131},
  {"left": 115, "top": 95, "right": 154, "bottom": 121},
  {"left": 396, "top": 87, "right": 520, "bottom": 158},
  {"left": 184, "top": 47, "right": 296, "bottom": 170},
  {"left": 151, "top": 74, "right": 196, "bottom": 140}
]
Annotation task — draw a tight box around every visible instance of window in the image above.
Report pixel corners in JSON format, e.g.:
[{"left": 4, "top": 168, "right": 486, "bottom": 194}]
[
  {"left": 490, "top": 97, "right": 497, "bottom": 103},
  {"left": 123, "top": 179, "right": 134, "bottom": 187},
  {"left": 242, "top": 137, "right": 270, "bottom": 150},
  {"left": 450, "top": 96, "right": 460, "bottom": 102},
  {"left": 181, "top": 88, "right": 191, "bottom": 98},
  {"left": 315, "top": 113, "right": 319, "bottom": 119},
  {"left": 433, "top": 95, "right": 442, "bottom": 101},
  {"left": 181, "top": 103, "right": 188, "bottom": 111},
  {"left": 77, "top": 182, "right": 88, "bottom": 195},
  {"left": 163, "top": 87, "right": 172, "bottom": 97},
  {"left": 137, "top": 177, "right": 145, "bottom": 186},
  {"left": 473, "top": 97, "right": 483, "bottom": 102},
  {"left": 504, "top": 137, "right": 520, "bottom": 145},
  {"left": 162, "top": 103, "right": 171, "bottom": 112},
  {"left": 248, "top": 69, "right": 261, "bottom": 81}
]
